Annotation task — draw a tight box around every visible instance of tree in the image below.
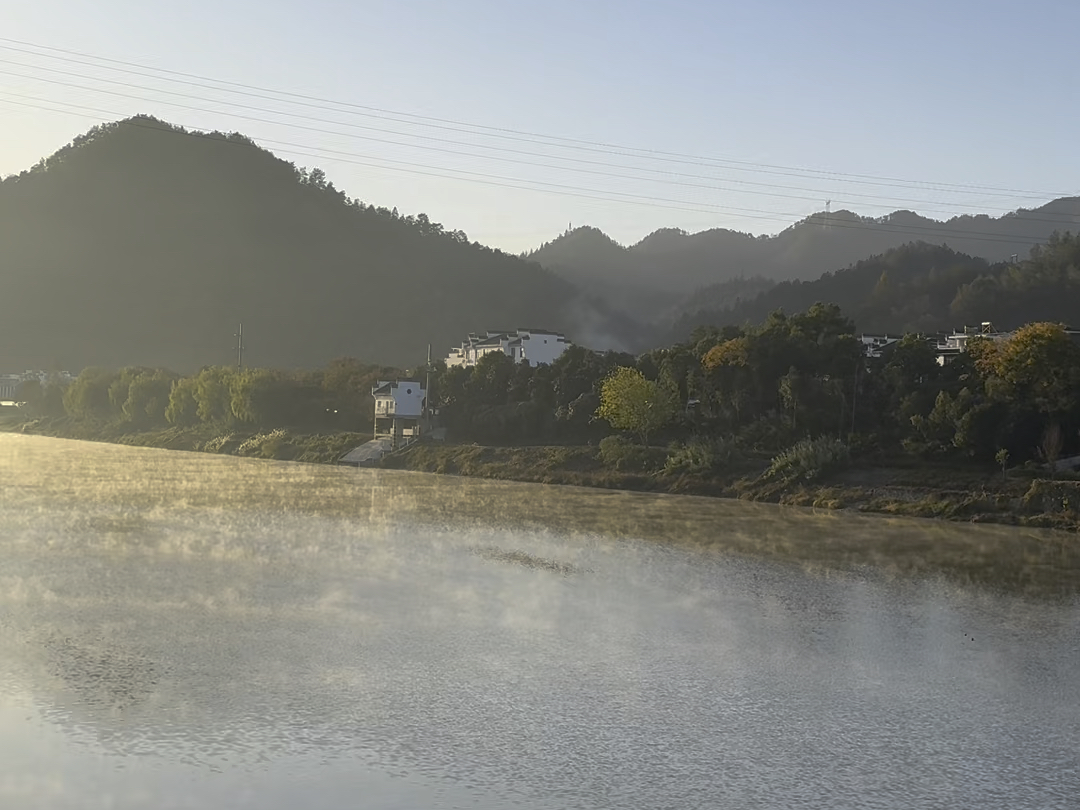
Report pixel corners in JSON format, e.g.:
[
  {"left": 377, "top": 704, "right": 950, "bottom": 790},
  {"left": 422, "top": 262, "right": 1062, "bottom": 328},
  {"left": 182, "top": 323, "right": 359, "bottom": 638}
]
[
  {"left": 595, "top": 366, "right": 678, "bottom": 445},
  {"left": 995, "top": 448, "right": 1009, "bottom": 481},
  {"left": 972, "top": 323, "right": 1080, "bottom": 417},
  {"left": 1038, "top": 422, "right": 1064, "bottom": 479},
  {"left": 62, "top": 368, "right": 118, "bottom": 419},
  {"left": 165, "top": 376, "right": 200, "bottom": 426}
]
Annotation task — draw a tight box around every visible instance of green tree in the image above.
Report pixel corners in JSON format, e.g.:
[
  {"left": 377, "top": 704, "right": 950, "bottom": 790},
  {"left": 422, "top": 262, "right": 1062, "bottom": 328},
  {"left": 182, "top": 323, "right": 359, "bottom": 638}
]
[
  {"left": 62, "top": 367, "right": 119, "bottom": 419},
  {"left": 165, "top": 376, "right": 200, "bottom": 426},
  {"left": 595, "top": 366, "right": 678, "bottom": 445},
  {"left": 972, "top": 322, "right": 1080, "bottom": 417}
]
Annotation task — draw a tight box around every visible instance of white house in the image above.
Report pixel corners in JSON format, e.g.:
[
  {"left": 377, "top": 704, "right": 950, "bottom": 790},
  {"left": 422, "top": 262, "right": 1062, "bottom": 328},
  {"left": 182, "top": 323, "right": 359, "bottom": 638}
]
[
  {"left": 858, "top": 334, "right": 901, "bottom": 358},
  {"left": 445, "top": 329, "right": 570, "bottom": 368},
  {"left": 933, "top": 322, "right": 1011, "bottom": 365},
  {"left": 372, "top": 380, "right": 427, "bottom": 448},
  {"left": 0, "top": 375, "right": 20, "bottom": 400}
]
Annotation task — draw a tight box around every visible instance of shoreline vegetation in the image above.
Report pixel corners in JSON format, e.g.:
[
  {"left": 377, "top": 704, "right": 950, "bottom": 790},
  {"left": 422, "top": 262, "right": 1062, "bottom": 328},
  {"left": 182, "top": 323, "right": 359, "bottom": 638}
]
[
  {"left": 7, "top": 268, "right": 1080, "bottom": 545},
  {"left": 6, "top": 413, "right": 1080, "bottom": 536}
]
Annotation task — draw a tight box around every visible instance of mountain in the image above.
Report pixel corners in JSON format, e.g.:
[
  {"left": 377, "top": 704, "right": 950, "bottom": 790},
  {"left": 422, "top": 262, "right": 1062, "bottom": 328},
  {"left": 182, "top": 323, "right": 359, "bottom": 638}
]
[
  {"left": 526, "top": 200, "right": 1080, "bottom": 323},
  {"left": 0, "top": 116, "right": 640, "bottom": 372},
  {"left": 667, "top": 233, "right": 1080, "bottom": 341}
]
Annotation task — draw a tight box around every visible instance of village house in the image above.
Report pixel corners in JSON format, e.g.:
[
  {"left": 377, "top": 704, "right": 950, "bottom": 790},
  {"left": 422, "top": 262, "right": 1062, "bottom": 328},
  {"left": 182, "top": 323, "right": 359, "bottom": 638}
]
[
  {"left": 0, "top": 370, "right": 76, "bottom": 405},
  {"left": 0, "top": 374, "right": 21, "bottom": 401},
  {"left": 445, "top": 329, "right": 570, "bottom": 368},
  {"left": 858, "top": 334, "right": 901, "bottom": 358},
  {"left": 371, "top": 379, "right": 427, "bottom": 449},
  {"left": 931, "top": 322, "right": 1011, "bottom": 365}
]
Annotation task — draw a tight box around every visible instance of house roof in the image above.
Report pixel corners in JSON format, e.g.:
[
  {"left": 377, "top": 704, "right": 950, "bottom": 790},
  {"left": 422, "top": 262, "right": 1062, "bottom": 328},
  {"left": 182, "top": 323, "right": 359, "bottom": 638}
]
[{"left": 372, "top": 380, "right": 424, "bottom": 396}]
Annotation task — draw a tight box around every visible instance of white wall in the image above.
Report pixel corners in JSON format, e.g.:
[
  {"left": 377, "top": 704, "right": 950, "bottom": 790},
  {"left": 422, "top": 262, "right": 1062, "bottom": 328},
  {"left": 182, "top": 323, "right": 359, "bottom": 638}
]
[
  {"left": 519, "top": 331, "right": 569, "bottom": 366},
  {"left": 389, "top": 382, "right": 425, "bottom": 417}
]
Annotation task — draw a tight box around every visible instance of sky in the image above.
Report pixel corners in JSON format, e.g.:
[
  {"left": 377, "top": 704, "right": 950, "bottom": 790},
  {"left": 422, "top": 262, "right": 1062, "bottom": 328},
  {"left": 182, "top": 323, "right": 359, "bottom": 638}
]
[{"left": 1, "top": 0, "right": 1078, "bottom": 253}]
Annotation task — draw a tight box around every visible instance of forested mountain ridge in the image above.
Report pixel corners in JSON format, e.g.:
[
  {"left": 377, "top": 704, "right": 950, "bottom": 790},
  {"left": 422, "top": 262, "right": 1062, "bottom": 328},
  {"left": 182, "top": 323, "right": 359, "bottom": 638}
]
[
  {"left": 527, "top": 199, "right": 1080, "bottom": 322},
  {"left": 668, "top": 234, "right": 1080, "bottom": 341},
  {"left": 0, "top": 116, "right": 637, "bottom": 372}
]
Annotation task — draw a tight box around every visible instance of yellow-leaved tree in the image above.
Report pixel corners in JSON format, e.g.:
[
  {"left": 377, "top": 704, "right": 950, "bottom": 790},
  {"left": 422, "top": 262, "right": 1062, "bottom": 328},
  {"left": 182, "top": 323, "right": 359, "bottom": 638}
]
[{"left": 595, "top": 366, "right": 679, "bottom": 446}]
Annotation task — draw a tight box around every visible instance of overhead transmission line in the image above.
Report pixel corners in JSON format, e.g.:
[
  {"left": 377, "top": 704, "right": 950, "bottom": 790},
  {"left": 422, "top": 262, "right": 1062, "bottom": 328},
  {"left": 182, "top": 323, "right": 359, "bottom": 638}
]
[
  {"left": 0, "top": 36, "right": 1074, "bottom": 202},
  {"left": 3, "top": 55, "right": 1077, "bottom": 222},
  {"left": 2, "top": 91, "right": 1070, "bottom": 252}
]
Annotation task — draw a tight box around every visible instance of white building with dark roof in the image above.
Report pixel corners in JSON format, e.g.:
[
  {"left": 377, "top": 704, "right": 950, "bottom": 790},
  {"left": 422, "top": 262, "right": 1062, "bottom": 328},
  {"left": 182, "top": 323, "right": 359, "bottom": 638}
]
[
  {"left": 372, "top": 379, "right": 427, "bottom": 448},
  {"left": 445, "top": 329, "right": 570, "bottom": 368}
]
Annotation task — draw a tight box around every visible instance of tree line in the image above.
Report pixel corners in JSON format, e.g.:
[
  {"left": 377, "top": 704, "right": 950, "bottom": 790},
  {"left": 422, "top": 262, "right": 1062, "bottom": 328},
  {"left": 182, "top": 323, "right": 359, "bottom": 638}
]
[
  {"left": 16, "top": 359, "right": 402, "bottom": 434},
  {"left": 432, "top": 303, "right": 1080, "bottom": 470},
  {"left": 15, "top": 303, "right": 1080, "bottom": 474}
]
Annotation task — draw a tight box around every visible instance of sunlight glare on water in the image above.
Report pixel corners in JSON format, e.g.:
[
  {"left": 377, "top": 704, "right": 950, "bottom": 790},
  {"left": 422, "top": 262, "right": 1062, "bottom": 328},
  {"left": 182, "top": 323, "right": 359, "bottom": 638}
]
[{"left": 1, "top": 435, "right": 1078, "bottom": 809}]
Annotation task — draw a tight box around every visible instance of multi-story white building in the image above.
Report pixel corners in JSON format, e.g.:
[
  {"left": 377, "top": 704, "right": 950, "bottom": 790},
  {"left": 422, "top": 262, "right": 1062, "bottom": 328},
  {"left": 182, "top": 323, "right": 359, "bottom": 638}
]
[
  {"left": 933, "top": 322, "right": 1011, "bottom": 365},
  {"left": 0, "top": 374, "right": 21, "bottom": 401},
  {"left": 858, "top": 334, "right": 901, "bottom": 358},
  {"left": 445, "top": 329, "right": 570, "bottom": 368},
  {"left": 372, "top": 379, "right": 427, "bottom": 448}
]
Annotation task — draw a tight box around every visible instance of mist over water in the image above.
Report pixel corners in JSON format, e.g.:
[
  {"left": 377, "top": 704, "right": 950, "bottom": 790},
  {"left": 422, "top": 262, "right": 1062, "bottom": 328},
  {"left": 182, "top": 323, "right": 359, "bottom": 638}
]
[{"left": 1, "top": 435, "right": 1078, "bottom": 809}]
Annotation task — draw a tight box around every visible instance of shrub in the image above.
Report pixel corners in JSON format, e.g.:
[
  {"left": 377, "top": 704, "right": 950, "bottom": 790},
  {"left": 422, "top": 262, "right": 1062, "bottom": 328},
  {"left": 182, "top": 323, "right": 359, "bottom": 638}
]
[
  {"left": 237, "top": 429, "right": 290, "bottom": 458},
  {"left": 598, "top": 434, "right": 664, "bottom": 472},
  {"left": 663, "top": 436, "right": 734, "bottom": 475},
  {"left": 765, "top": 437, "right": 850, "bottom": 483}
]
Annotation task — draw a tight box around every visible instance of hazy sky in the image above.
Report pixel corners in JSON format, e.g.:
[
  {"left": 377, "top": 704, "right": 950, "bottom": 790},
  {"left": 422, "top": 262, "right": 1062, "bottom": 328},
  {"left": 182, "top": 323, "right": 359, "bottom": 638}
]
[{"left": 2, "top": 0, "right": 1078, "bottom": 252}]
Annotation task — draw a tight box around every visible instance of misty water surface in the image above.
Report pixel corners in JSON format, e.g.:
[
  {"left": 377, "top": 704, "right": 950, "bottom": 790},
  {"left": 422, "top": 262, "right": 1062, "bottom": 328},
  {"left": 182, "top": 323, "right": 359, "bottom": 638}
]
[{"left": 1, "top": 434, "right": 1078, "bottom": 809}]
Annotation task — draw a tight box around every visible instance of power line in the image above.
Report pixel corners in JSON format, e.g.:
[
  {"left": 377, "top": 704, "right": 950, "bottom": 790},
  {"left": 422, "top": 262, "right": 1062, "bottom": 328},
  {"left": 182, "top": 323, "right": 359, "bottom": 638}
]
[
  {"left": 1, "top": 35, "right": 1075, "bottom": 201},
  {"left": 0, "top": 66, "right": 1075, "bottom": 231},
  {"left": 2, "top": 92, "right": 1072, "bottom": 250},
  {"left": 3, "top": 56, "right": 1075, "bottom": 219}
]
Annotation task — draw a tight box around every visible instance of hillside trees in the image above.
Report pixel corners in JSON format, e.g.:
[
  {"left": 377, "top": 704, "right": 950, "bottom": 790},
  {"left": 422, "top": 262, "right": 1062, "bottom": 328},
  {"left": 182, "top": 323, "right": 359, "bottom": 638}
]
[{"left": 0, "top": 115, "right": 617, "bottom": 372}]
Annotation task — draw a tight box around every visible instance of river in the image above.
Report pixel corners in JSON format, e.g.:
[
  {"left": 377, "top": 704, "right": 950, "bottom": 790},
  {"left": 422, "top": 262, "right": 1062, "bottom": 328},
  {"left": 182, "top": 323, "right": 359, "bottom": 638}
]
[{"left": 1, "top": 434, "right": 1077, "bottom": 809}]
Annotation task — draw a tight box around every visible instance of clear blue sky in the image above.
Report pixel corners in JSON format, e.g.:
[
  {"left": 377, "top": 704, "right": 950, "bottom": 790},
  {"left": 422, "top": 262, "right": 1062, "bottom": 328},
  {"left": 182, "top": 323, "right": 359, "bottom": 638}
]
[{"left": 2, "top": 0, "right": 1077, "bottom": 252}]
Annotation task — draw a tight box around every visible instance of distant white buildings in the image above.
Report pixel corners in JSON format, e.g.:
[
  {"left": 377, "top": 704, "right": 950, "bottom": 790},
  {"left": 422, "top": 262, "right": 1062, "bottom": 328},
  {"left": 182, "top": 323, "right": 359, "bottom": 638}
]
[
  {"left": 372, "top": 379, "right": 427, "bottom": 448},
  {"left": 445, "top": 329, "right": 570, "bottom": 368},
  {"left": 0, "top": 375, "right": 20, "bottom": 400},
  {"left": 858, "top": 334, "right": 901, "bottom": 358},
  {"left": 0, "top": 370, "right": 76, "bottom": 402},
  {"left": 930, "top": 322, "right": 1010, "bottom": 365}
]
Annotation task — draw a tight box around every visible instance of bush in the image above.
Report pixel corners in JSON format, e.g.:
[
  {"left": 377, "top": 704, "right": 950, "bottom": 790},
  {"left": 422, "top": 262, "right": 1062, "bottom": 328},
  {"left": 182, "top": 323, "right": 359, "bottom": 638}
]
[
  {"left": 663, "top": 436, "right": 734, "bottom": 475},
  {"left": 237, "top": 428, "right": 290, "bottom": 458},
  {"left": 598, "top": 434, "right": 665, "bottom": 472},
  {"left": 765, "top": 436, "right": 850, "bottom": 483}
]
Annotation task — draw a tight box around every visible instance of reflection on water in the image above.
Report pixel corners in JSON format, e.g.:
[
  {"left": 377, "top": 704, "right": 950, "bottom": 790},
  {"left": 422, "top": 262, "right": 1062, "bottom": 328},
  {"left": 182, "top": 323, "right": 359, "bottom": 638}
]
[{"left": 1, "top": 434, "right": 1078, "bottom": 809}]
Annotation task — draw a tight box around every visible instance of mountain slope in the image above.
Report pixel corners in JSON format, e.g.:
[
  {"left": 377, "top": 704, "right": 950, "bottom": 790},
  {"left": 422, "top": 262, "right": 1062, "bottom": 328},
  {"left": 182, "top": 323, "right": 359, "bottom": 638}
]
[
  {"left": 0, "top": 116, "right": 635, "bottom": 372},
  {"left": 667, "top": 234, "right": 1080, "bottom": 341},
  {"left": 527, "top": 199, "right": 1080, "bottom": 323}
]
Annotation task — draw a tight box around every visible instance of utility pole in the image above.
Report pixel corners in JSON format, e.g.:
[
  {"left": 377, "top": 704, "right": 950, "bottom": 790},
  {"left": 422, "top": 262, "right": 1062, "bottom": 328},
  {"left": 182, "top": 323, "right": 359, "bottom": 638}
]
[
  {"left": 234, "top": 323, "right": 244, "bottom": 372},
  {"left": 424, "top": 343, "right": 432, "bottom": 428},
  {"left": 850, "top": 356, "right": 859, "bottom": 437}
]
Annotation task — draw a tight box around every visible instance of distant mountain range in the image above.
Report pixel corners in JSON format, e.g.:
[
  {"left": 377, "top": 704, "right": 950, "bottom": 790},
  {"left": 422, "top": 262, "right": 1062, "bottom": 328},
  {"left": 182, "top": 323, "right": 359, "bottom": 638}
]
[
  {"left": 525, "top": 199, "right": 1080, "bottom": 323},
  {"left": 3, "top": 115, "right": 1076, "bottom": 374},
  {"left": 0, "top": 116, "right": 639, "bottom": 372}
]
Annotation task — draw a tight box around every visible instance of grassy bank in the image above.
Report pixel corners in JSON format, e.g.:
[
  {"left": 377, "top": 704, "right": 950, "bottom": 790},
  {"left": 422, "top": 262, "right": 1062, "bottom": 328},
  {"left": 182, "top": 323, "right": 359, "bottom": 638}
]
[
  {"left": 5, "top": 412, "right": 1079, "bottom": 534},
  {"left": 1, "top": 413, "right": 369, "bottom": 465},
  {"left": 380, "top": 442, "right": 1080, "bottom": 534}
]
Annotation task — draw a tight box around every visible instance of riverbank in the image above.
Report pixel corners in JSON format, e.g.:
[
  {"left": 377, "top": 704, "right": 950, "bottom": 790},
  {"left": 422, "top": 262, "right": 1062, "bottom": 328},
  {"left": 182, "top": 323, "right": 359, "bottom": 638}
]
[
  {"left": 5, "top": 413, "right": 1079, "bottom": 534},
  {"left": 380, "top": 442, "right": 1080, "bottom": 533},
  {"left": 0, "top": 413, "right": 368, "bottom": 465}
]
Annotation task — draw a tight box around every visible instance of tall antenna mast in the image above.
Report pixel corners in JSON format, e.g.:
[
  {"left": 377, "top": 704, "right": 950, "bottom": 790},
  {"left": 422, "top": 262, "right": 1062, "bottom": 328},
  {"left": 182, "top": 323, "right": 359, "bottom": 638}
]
[{"left": 235, "top": 323, "right": 244, "bottom": 372}]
